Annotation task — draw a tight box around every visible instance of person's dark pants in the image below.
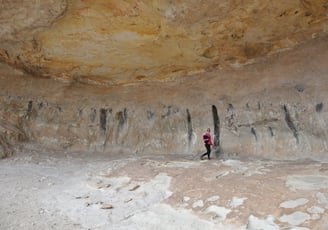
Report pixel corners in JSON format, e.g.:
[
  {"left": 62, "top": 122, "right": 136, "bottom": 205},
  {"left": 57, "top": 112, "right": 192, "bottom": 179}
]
[{"left": 201, "top": 143, "right": 211, "bottom": 160}]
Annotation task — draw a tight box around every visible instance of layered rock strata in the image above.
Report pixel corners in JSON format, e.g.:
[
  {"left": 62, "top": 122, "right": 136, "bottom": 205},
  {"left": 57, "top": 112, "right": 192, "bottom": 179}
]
[{"left": 1, "top": 36, "right": 328, "bottom": 160}]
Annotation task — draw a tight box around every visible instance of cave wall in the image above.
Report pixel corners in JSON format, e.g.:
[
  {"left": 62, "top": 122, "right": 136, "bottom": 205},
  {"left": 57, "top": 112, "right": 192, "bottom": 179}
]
[
  {"left": 1, "top": 0, "right": 328, "bottom": 160},
  {"left": 1, "top": 36, "right": 328, "bottom": 161}
]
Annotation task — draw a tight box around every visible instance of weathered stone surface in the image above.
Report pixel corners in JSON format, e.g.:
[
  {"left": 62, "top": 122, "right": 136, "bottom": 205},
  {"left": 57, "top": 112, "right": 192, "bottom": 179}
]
[
  {"left": 0, "top": 0, "right": 328, "bottom": 84},
  {"left": 1, "top": 35, "right": 328, "bottom": 160},
  {"left": 1, "top": 1, "right": 328, "bottom": 160}
]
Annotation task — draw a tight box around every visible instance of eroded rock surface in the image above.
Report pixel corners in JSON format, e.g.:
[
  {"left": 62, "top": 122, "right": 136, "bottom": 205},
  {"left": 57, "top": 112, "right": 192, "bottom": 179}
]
[
  {"left": 1, "top": 36, "right": 328, "bottom": 160},
  {"left": 1, "top": 1, "right": 328, "bottom": 160},
  {"left": 0, "top": 0, "right": 328, "bottom": 84},
  {"left": 1, "top": 150, "right": 328, "bottom": 229}
]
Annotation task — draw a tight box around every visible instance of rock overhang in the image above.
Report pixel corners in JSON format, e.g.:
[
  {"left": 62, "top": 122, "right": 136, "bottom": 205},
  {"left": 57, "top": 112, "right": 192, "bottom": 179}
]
[{"left": 0, "top": 0, "right": 328, "bottom": 85}]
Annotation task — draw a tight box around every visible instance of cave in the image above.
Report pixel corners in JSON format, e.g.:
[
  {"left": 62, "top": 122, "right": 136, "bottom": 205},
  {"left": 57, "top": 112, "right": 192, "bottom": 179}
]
[{"left": 1, "top": 1, "right": 328, "bottom": 229}]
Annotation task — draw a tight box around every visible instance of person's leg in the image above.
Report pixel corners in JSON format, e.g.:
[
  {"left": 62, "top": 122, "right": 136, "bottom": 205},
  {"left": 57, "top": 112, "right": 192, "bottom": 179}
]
[
  {"left": 206, "top": 144, "right": 211, "bottom": 160},
  {"left": 200, "top": 144, "right": 208, "bottom": 160}
]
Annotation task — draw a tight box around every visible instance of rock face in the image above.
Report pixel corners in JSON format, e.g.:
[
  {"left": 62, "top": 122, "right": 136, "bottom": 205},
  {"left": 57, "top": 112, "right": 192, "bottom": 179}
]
[
  {"left": 1, "top": 36, "right": 328, "bottom": 160},
  {"left": 0, "top": 1, "right": 328, "bottom": 160},
  {"left": 0, "top": 0, "right": 328, "bottom": 84}
]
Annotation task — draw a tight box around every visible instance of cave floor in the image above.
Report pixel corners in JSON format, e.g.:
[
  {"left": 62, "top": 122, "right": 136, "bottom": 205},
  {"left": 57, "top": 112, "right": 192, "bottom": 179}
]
[{"left": 1, "top": 146, "right": 328, "bottom": 230}]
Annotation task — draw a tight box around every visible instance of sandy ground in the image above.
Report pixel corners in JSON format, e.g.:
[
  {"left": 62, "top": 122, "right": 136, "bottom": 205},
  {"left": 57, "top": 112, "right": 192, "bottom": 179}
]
[{"left": 1, "top": 146, "right": 328, "bottom": 230}]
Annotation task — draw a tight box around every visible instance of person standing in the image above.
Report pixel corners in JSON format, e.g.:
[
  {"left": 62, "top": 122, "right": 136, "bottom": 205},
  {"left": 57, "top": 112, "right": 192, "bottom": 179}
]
[{"left": 201, "top": 128, "right": 213, "bottom": 160}]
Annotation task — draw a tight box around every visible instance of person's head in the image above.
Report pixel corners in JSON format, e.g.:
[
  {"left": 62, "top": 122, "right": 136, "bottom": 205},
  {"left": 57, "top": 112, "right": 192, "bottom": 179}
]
[{"left": 207, "top": 128, "right": 210, "bottom": 132}]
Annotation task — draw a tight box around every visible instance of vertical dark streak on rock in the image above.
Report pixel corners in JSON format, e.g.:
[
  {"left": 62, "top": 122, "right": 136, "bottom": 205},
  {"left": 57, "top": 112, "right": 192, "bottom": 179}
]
[
  {"left": 147, "top": 110, "right": 154, "bottom": 120},
  {"left": 186, "top": 109, "right": 193, "bottom": 145},
  {"left": 99, "top": 108, "right": 107, "bottom": 135},
  {"left": 117, "top": 108, "right": 127, "bottom": 132},
  {"left": 268, "top": 126, "right": 274, "bottom": 137},
  {"left": 116, "top": 108, "right": 127, "bottom": 142},
  {"left": 212, "top": 105, "right": 221, "bottom": 155},
  {"left": 25, "top": 100, "right": 33, "bottom": 119},
  {"left": 251, "top": 127, "right": 257, "bottom": 141},
  {"left": 283, "top": 105, "right": 299, "bottom": 144},
  {"left": 316, "top": 102, "right": 323, "bottom": 113},
  {"left": 103, "top": 109, "right": 112, "bottom": 148}
]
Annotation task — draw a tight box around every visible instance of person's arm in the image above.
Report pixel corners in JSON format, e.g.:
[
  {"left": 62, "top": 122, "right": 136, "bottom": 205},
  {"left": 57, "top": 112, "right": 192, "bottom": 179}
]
[{"left": 209, "top": 134, "right": 214, "bottom": 146}]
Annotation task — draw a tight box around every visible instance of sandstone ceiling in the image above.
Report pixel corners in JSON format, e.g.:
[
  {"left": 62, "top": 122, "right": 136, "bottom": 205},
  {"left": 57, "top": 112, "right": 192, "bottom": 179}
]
[{"left": 0, "top": 0, "right": 328, "bottom": 85}]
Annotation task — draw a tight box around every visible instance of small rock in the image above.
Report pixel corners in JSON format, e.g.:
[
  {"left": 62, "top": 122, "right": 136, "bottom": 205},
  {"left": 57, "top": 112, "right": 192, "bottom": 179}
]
[
  {"left": 129, "top": 185, "right": 140, "bottom": 191},
  {"left": 85, "top": 202, "right": 92, "bottom": 207},
  {"left": 124, "top": 198, "right": 133, "bottom": 203},
  {"left": 183, "top": 196, "right": 190, "bottom": 202},
  {"left": 75, "top": 195, "right": 90, "bottom": 199},
  {"left": 207, "top": 195, "right": 220, "bottom": 202},
  {"left": 192, "top": 200, "right": 204, "bottom": 208},
  {"left": 97, "top": 184, "right": 111, "bottom": 189},
  {"left": 100, "top": 204, "right": 113, "bottom": 209}
]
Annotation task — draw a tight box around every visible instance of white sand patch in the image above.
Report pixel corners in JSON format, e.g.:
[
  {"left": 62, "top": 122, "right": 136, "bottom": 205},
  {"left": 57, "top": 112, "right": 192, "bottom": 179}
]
[
  {"left": 279, "top": 211, "right": 311, "bottom": 226},
  {"left": 183, "top": 196, "right": 191, "bottom": 202},
  {"left": 192, "top": 200, "right": 204, "bottom": 208},
  {"left": 315, "top": 192, "right": 328, "bottom": 208},
  {"left": 243, "top": 165, "right": 271, "bottom": 177},
  {"left": 97, "top": 158, "right": 134, "bottom": 176},
  {"left": 204, "top": 205, "right": 231, "bottom": 222},
  {"left": 164, "top": 161, "right": 198, "bottom": 168},
  {"left": 86, "top": 176, "right": 130, "bottom": 190},
  {"left": 311, "top": 214, "right": 321, "bottom": 220},
  {"left": 221, "top": 160, "right": 270, "bottom": 176},
  {"left": 279, "top": 198, "right": 309, "bottom": 208},
  {"left": 207, "top": 195, "right": 220, "bottom": 202},
  {"left": 44, "top": 172, "right": 173, "bottom": 229},
  {"left": 307, "top": 205, "right": 324, "bottom": 221},
  {"left": 223, "top": 160, "right": 244, "bottom": 168},
  {"left": 286, "top": 175, "right": 328, "bottom": 190},
  {"left": 287, "top": 228, "right": 310, "bottom": 230},
  {"left": 116, "top": 204, "right": 243, "bottom": 230},
  {"left": 222, "top": 160, "right": 250, "bottom": 175},
  {"left": 246, "top": 215, "right": 279, "bottom": 230},
  {"left": 230, "top": 197, "right": 247, "bottom": 208},
  {"left": 307, "top": 206, "right": 325, "bottom": 214}
]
